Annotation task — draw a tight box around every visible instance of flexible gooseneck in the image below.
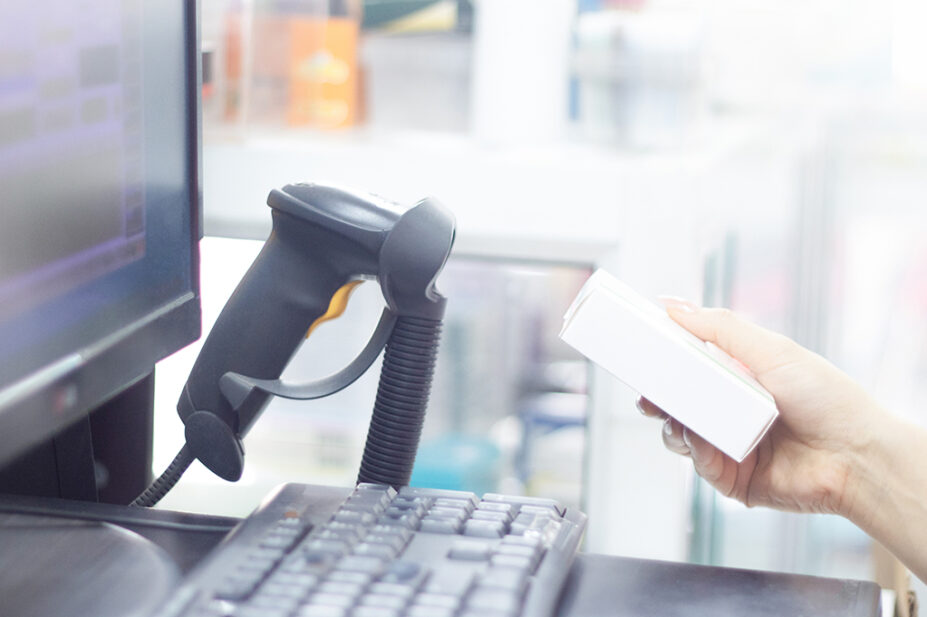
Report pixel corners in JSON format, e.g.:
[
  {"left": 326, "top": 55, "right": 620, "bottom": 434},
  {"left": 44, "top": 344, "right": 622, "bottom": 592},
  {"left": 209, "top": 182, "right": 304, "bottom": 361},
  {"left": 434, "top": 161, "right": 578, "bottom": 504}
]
[{"left": 358, "top": 315, "right": 443, "bottom": 487}]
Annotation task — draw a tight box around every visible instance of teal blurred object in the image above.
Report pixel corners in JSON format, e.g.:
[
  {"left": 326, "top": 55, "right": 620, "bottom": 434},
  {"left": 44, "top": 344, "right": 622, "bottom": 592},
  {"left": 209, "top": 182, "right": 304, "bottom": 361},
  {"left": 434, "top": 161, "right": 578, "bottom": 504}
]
[
  {"left": 409, "top": 434, "right": 500, "bottom": 494},
  {"left": 362, "top": 0, "right": 472, "bottom": 30},
  {"left": 363, "top": 0, "right": 440, "bottom": 28}
]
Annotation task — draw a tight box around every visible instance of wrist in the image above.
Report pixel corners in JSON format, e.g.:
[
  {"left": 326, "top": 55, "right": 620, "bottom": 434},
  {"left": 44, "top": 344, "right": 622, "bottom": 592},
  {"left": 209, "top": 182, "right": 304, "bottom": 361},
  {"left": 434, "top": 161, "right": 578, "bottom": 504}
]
[
  {"left": 839, "top": 412, "right": 927, "bottom": 582},
  {"left": 839, "top": 410, "right": 910, "bottom": 528}
]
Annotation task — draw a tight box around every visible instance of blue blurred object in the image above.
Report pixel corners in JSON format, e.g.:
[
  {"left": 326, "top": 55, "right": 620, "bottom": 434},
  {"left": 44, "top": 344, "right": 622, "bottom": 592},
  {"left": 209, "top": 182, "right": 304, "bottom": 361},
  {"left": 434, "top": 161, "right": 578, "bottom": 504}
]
[
  {"left": 577, "top": 0, "right": 602, "bottom": 12},
  {"left": 410, "top": 433, "right": 500, "bottom": 495}
]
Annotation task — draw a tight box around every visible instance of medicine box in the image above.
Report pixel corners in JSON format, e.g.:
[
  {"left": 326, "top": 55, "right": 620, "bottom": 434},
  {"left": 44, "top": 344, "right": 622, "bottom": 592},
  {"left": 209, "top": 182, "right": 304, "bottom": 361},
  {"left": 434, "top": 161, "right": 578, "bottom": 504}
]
[{"left": 559, "top": 269, "right": 778, "bottom": 462}]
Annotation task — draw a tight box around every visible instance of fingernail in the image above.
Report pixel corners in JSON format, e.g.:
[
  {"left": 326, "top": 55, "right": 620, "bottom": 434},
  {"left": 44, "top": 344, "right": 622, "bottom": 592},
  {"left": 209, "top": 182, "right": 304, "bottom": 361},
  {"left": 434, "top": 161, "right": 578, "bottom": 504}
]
[
  {"left": 658, "top": 296, "right": 699, "bottom": 313},
  {"left": 635, "top": 398, "right": 646, "bottom": 415},
  {"left": 682, "top": 427, "right": 693, "bottom": 448},
  {"left": 663, "top": 418, "right": 673, "bottom": 436}
]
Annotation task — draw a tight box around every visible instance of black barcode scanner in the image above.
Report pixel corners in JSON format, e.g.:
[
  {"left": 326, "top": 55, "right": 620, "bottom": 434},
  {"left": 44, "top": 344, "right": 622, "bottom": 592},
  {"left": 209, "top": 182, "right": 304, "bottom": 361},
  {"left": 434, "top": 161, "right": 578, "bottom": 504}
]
[{"left": 132, "top": 184, "right": 455, "bottom": 506}]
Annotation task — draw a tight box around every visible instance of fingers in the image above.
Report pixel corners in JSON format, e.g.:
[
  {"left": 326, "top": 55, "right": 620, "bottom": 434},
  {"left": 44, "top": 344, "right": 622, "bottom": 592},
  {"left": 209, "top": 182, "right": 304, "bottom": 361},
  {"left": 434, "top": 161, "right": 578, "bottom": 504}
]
[
  {"left": 662, "top": 417, "right": 690, "bottom": 455},
  {"left": 684, "top": 427, "right": 745, "bottom": 500},
  {"left": 683, "top": 428, "right": 721, "bottom": 480},
  {"left": 638, "top": 397, "right": 689, "bottom": 455},
  {"left": 638, "top": 394, "right": 747, "bottom": 503},
  {"left": 636, "top": 396, "right": 666, "bottom": 419},
  {"left": 659, "top": 299, "right": 798, "bottom": 377}
]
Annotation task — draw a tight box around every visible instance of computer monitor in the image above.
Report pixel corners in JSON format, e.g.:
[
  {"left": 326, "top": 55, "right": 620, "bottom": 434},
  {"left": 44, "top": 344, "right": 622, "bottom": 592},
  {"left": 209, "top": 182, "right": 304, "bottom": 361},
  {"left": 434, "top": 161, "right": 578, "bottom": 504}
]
[{"left": 0, "top": 0, "right": 201, "bottom": 493}]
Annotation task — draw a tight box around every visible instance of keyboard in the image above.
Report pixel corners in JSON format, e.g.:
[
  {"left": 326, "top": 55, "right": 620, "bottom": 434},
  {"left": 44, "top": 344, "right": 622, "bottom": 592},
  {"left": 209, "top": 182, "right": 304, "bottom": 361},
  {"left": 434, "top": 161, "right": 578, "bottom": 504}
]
[{"left": 154, "top": 483, "right": 587, "bottom": 617}]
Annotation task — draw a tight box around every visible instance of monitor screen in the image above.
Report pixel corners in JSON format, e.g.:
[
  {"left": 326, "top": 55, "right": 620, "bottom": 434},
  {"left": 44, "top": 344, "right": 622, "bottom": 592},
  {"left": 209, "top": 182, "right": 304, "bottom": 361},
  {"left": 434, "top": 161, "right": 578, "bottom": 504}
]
[{"left": 0, "top": 0, "right": 201, "bottom": 467}]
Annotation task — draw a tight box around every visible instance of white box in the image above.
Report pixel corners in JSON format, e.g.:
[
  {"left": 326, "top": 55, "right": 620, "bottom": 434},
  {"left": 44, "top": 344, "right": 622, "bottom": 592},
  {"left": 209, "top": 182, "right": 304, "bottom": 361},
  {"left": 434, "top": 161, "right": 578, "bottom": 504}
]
[{"left": 560, "top": 269, "right": 778, "bottom": 462}]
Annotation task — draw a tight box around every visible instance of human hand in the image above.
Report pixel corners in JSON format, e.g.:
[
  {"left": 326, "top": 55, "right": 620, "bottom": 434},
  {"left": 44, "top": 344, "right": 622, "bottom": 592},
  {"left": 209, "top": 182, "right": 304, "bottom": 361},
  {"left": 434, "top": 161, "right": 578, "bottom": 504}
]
[{"left": 639, "top": 299, "right": 887, "bottom": 518}]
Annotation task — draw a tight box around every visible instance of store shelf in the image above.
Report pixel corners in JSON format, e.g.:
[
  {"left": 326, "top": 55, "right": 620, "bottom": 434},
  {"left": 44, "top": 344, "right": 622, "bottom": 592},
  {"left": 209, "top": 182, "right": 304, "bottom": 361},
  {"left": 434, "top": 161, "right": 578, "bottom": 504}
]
[{"left": 202, "top": 123, "right": 761, "bottom": 263}]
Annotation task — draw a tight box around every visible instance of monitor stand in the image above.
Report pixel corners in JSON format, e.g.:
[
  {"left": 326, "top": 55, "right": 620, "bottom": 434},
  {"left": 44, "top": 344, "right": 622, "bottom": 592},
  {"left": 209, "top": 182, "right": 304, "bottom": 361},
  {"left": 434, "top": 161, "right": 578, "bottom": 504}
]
[
  {"left": 0, "top": 372, "right": 156, "bottom": 503},
  {"left": 0, "top": 510, "right": 180, "bottom": 617}
]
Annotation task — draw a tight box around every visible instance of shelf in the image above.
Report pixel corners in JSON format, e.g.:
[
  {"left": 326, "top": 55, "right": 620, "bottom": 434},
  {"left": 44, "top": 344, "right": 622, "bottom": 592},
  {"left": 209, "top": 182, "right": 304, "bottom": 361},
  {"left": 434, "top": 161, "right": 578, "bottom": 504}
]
[{"left": 202, "top": 122, "right": 763, "bottom": 263}]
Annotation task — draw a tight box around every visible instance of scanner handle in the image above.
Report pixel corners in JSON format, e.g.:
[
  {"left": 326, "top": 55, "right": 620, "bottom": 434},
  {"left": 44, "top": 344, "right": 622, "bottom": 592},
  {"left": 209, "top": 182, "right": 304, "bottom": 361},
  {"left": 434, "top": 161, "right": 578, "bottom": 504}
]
[{"left": 178, "top": 210, "right": 363, "bottom": 480}]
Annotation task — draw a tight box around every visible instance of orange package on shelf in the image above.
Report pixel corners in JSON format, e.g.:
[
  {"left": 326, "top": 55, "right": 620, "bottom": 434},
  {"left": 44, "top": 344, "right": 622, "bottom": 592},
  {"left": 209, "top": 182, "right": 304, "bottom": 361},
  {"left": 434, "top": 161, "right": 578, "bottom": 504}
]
[{"left": 288, "top": 16, "right": 359, "bottom": 129}]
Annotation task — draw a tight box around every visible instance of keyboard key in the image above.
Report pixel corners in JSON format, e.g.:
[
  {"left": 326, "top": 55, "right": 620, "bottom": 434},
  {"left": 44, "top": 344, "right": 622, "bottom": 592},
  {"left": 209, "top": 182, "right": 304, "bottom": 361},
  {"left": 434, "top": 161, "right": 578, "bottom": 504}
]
[
  {"left": 459, "top": 611, "right": 515, "bottom": 617},
  {"left": 475, "top": 501, "right": 516, "bottom": 516},
  {"left": 370, "top": 525, "right": 413, "bottom": 544},
  {"left": 368, "top": 582, "right": 417, "bottom": 599},
  {"left": 383, "top": 506, "right": 420, "bottom": 521},
  {"left": 490, "top": 554, "right": 533, "bottom": 571},
  {"left": 356, "top": 483, "right": 397, "bottom": 497},
  {"left": 389, "top": 499, "right": 428, "bottom": 517},
  {"left": 297, "top": 604, "right": 348, "bottom": 617},
  {"left": 413, "top": 593, "right": 460, "bottom": 609},
  {"left": 424, "top": 569, "right": 474, "bottom": 596},
  {"left": 304, "top": 539, "right": 351, "bottom": 558},
  {"left": 496, "top": 543, "right": 540, "bottom": 566},
  {"left": 237, "top": 606, "right": 290, "bottom": 617},
  {"left": 419, "top": 517, "right": 462, "bottom": 535},
  {"left": 261, "top": 533, "right": 301, "bottom": 550},
  {"left": 337, "top": 556, "right": 387, "bottom": 576},
  {"left": 326, "top": 570, "right": 373, "bottom": 586},
  {"left": 466, "top": 588, "right": 523, "bottom": 614},
  {"left": 519, "top": 504, "right": 563, "bottom": 518},
  {"left": 213, "top": 575, "right": 258, "bottom": 601},
  {"left": 353, "top": 607, "right": 400, "bottom": 617},
  {"left": 481, "top": 494, "right": 565, "bottom": 517},
  {"left": 237, "top": 556, "right": 278, "bottom": 574},
  {"left": 333, "top": 511, "right": 378, "bottom": 526},
  {"left": 447, "top": 540, "right": 492, "bottom": 561},
  {"left": 463, "top": 519, "right": 506, "bottom": 538},
  {"left": 501, "top": 535, "right": 542, "bottom": 549},
  {"left": 260, "top": 581, "right": 310, "bottom": 599},
  {"left": 377, "top": 513, "right": 420, "bottom": 530},
  {"left": 247, "top": 593, "right": 301, "bottom": 611},
  {"left": 476, "top": 567, "right": 528, "bottom": 594},
  {"left": 359, "top": 593, "right": 407, "bottom": 610},
  {"left": 317, "top": 581, "right": 365, "bottom": 597},
  {"left": 247, "top": 546, "right": 287, "bottom": 561},
  {"left": 427, "top": 507, "right": 467, "bottom": 522},
  {"left": 398, "top": 487, "right": 479, "bottom": 508},
  {"left": 341, "top": 502, "right": 388, "bottom": 517},
  {"left": 523, "top": 518, "right": 562, "bottom": 546},
  {"left": 354, "top": 541, "right": 399, "bottom": 560},
  {"left": 363, "top": 533, "right": 408, "bottom": 553},
  {"left": 407, "top": 605, "right": 456, "bottom": 617},
  {"left": 323, "top": 521, "right": 365, "bottom": 538},
  {"left": 282, "top": 553, "right": 336, "bottom": 577},
  {"left": 433, "top": 498, "right": 474, "bottom": 514},
  {"left": 306, "top": 592, "right": 356, "bottom": 608},
  {"left": 471, "top": 510, "right": 512, "bottom": 524},
  {"left": 379, "top": 560, "right": 427, "bottom": 587},
  {"left": 316, "top": 529, "right": 360, "bottom": 546},
  {"left": 269, "top": 572, "right": 320, "bottom": 589}
]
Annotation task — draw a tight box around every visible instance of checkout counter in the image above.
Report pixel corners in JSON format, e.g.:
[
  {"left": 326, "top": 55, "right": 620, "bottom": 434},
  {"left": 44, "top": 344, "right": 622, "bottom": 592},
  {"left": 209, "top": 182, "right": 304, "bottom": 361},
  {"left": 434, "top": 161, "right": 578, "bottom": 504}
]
[{"left": 0, "top": 489, "right": 881, "bottom": 617}]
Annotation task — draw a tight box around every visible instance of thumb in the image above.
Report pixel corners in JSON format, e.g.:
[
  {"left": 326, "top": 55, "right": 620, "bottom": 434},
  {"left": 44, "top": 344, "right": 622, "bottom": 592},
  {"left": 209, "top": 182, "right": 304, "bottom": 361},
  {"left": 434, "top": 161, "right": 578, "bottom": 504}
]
[{"left": 660, "top": 299, "right": 798, "bottom": 377}]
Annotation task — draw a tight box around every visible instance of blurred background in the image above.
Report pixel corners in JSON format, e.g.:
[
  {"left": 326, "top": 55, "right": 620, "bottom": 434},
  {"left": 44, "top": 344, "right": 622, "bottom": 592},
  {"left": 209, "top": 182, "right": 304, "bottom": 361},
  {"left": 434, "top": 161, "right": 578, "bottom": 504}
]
[{"left": 153, "top": 0, "right": 927, "bottom": 604}]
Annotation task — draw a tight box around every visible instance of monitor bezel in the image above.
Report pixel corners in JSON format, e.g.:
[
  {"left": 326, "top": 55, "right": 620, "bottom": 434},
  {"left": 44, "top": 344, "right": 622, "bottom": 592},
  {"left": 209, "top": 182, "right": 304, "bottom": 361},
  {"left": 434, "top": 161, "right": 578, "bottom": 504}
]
[{"left": 0, "top": 0, "right": 202, "bottom": 469}]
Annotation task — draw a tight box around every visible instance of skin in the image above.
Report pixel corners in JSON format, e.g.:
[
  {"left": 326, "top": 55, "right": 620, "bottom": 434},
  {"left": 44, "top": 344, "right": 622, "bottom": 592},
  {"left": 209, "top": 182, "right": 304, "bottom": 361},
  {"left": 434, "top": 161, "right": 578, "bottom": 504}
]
[{"left": 640, "top": 298, "right": 927, "bottom": 583}]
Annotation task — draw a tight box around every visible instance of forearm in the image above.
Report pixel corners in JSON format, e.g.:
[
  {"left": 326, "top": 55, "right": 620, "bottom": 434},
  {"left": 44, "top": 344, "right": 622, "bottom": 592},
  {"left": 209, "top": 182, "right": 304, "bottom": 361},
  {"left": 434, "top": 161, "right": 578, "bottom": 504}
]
[{"left": 843, "top": 413, "right": 927, "bottom": 582}]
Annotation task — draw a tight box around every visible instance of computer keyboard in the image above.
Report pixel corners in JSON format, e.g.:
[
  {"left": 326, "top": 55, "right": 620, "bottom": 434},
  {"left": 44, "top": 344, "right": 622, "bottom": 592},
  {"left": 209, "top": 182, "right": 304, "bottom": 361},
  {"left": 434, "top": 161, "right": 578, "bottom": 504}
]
[{"left": 154, "top": 483, "right": 587, "bottom": 617}]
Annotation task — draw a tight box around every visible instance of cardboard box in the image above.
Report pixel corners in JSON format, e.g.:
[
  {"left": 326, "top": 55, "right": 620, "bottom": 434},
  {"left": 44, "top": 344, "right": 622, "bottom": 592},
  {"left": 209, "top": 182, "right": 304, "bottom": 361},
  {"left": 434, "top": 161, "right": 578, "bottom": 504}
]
[{"left": 560, "top": 269, "right": 778, "bottom": 462}]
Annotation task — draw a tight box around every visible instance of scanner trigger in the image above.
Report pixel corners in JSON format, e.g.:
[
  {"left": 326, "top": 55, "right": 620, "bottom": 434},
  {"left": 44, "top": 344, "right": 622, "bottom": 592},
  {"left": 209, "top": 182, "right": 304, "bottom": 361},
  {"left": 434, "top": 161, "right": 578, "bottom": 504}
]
[{"left": 307, "top": 280, "right": 365, "bottom": 339}]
